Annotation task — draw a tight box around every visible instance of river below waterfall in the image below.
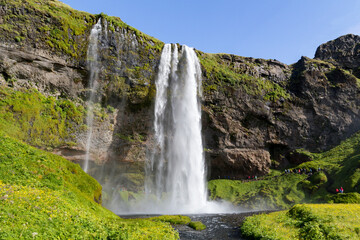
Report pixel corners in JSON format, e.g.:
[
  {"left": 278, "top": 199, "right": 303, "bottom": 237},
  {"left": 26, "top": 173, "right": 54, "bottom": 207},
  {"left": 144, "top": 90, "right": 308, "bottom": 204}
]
[{"left": 120, "top": 210, "right": 275, "bottom": 240}]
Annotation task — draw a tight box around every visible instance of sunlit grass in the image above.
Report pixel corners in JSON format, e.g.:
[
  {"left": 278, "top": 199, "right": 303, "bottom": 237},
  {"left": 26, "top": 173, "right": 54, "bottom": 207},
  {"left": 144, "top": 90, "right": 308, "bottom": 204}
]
[
  {"left": 241, "top": 204, "right": 360, "bottom": 239},
  {"left": 0, "top": 132, "right": 179, "bottom": 239}
]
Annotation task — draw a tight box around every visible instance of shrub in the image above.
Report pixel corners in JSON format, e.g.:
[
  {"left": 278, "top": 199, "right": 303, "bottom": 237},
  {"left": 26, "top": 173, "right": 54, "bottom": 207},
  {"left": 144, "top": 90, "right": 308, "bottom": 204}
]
[
  {"left": 188, "top": 221, "right": 206, "bottom": 231},
  {"left": 330, "top": 192, "right": 360, "bottom": 203},
  {"left": 149, "top": 215, "right": 191, "bottom": 225}
]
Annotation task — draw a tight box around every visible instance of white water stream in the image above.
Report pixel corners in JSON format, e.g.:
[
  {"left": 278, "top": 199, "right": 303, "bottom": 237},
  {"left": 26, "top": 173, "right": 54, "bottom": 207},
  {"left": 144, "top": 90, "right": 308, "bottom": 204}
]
[{"left": 83, "top": 19, "right": 102, "bottom": 173}]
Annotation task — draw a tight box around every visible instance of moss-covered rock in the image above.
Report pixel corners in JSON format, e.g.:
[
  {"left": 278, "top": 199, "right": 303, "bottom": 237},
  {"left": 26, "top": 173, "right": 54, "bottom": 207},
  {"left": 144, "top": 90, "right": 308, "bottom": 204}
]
[
  {"left": 149, "top": 215, "right": 191, "bottom": 225},
  {"left": 0, "top": 86, "right": 85, "bottom": 149},
  {"left": 188, "top": 221, "right": 206, "bottom": 231}
]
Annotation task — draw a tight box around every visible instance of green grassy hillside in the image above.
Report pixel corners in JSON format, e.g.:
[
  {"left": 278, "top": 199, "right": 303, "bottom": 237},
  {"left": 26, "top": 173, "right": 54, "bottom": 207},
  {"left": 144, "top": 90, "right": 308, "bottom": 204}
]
[
  {"left": 209, "top": 131, "right": 360, "bottom": 209},
  {"left": 241, "top": 204, "right": 360, "bottom": 240},
  {"left": 0, "top": 132, "right": 178, "bottom": 239}
]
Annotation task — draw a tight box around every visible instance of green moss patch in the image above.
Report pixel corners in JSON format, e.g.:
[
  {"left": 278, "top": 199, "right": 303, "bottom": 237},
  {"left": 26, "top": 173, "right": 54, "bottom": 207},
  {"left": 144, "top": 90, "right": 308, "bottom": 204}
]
[
  {"left": 0, "top": 86, "right": 85, "bottom": 149},
  {"left": 1, "top": 0, "right": 94, "bottom": 58},
  {"left": 188, "top": 221, "right": 206, "bottom": 231},
  {"left": 149, "top": 215, "right": 191, "bottom": 225},
  {"left": 198, "top": 53, "right": 290, "bottom": 102}
]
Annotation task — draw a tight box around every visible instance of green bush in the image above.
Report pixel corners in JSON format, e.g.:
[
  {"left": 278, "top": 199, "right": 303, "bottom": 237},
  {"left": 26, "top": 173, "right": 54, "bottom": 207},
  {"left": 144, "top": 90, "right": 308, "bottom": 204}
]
[
  {"left": 149, "top": 215, "right": 191, "bottom": 225},
  {"left": 330, "top": 192, "right": 360, "bottom": 203},
  {"left": 309, "top": 172, "right": 328, "bottom": 185},
  {"left": 241, "top": 204, "right": 360, "bottom": 240},
  {"left": 188, "top": 221, "right": 206, "bottom": 231}
]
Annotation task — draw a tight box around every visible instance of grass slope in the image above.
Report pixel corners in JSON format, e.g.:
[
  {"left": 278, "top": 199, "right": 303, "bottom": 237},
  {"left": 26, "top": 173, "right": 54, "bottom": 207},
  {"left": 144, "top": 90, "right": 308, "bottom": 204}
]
[
  {"left": 209, "top": 174, "right": 308, "bottom": 210},
  {"left": 241, "top": 204, "right": 360, "bottom": 240},
  {"left": 0, "top": 132, "right": 178, "bottom": 239},
  {"left": 209, "top": 131, "right": 360, "bottom": 209}
]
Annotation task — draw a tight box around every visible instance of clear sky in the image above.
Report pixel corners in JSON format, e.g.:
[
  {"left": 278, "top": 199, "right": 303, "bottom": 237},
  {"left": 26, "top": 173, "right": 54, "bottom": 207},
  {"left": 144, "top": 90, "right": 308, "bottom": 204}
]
[{"left": 61, "top": 0, "right": 360, "bottom": 64}]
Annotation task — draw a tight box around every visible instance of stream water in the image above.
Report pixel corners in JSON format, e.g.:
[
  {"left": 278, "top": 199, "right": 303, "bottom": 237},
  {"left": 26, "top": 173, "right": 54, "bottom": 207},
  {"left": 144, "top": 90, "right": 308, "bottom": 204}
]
[{"left": 121, "top": 211, "right": 274, "bottom": 240}]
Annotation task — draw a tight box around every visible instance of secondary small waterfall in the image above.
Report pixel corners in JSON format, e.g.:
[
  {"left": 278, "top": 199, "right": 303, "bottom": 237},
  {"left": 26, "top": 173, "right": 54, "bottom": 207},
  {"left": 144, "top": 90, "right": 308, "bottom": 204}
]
[
  {"left": 144, "top": 44, "right": 208, "bottom": 213},
  {"left": 83, "top": 19, "right": 102, "bottom": 173}
]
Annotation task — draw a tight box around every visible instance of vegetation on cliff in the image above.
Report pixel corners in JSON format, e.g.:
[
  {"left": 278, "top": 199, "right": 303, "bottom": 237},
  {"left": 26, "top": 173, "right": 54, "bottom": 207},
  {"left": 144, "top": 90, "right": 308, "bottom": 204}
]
[
  {"left": 241, "top": 204, "right": 360, "bottom": 240},
  {"left": 0, "top": 132, "right": 179, "bottom": 239},
  {"left": 0, "top": 86, "right": 85, "bottom": 149},
  {"left": 0, "top": 0, "right": 163, "bottom": 59},
  {"left": 198, "top": 52, "right": 290, "bottom": 102}
]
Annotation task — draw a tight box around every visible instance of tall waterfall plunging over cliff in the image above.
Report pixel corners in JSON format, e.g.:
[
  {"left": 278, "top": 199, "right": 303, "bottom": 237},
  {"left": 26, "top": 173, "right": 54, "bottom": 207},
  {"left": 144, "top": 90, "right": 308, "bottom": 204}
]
[
  {"left": 143, "top": 44, "right": 208, "bottom": 213},
  {"left": 83, "top": 19, "right": 102, "bottom": 173}
]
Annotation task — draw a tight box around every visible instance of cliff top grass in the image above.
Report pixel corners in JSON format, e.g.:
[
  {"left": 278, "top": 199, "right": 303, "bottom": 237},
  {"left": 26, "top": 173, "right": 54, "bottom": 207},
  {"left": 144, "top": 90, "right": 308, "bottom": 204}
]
[
  {"left": 0, "top": 132, "right": 179, "bottom": 239},
  {"left": 198, "top": 52, "right": 290, "bottom": 102},
  {"left": 241, "top": 204, "right": 360, "bottom": 240},
  {"left": 1, "top": 0, "right": 163, "bottom": 59}
]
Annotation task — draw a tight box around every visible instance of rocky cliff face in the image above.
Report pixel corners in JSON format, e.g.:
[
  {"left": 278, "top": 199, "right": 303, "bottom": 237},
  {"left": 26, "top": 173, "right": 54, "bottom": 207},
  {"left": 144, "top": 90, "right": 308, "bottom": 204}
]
[
  {"left": 1, "top": 0, "right": 360, "bottom": 187},
  {"left": 201, "top": 46, "right": 360, "bottom": 179}
]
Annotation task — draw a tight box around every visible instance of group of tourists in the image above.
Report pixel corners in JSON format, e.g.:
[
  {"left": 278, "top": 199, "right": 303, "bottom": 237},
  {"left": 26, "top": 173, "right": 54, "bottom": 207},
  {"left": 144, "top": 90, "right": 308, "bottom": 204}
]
[
  {"left": 217, "top": 175, "right": 258, "bottom": 181},
  {"left": 284, "top": 167, "right": 322, "bottom": 175},
  {"left": 336, "top": 187, "right": 344, "bottom": 193}
]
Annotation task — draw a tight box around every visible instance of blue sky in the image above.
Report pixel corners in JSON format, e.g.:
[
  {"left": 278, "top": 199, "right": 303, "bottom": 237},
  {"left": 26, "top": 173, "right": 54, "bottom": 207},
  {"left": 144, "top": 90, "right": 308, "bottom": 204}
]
[{"left": 61, "top": 0, "right": 360, "bottom": 64}]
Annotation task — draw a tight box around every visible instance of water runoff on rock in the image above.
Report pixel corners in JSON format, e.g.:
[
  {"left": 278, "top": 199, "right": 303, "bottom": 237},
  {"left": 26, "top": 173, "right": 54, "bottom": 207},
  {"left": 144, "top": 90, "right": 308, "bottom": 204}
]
[
  {"left": 116, "top": 44, "right": 235, "bottom": 214},
  {"left": 83, "top": 18, "right": 102, "bottom": 173}
]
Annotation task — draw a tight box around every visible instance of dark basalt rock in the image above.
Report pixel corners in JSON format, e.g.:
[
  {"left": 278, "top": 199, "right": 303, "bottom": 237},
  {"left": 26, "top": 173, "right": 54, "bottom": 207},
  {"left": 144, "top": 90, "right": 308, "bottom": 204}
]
[
  {"left": 315, "top": 34, "right": 360, "bottom": 70},
  {"left": 203, "top": 50, "right": 360, "bottom": 177}
]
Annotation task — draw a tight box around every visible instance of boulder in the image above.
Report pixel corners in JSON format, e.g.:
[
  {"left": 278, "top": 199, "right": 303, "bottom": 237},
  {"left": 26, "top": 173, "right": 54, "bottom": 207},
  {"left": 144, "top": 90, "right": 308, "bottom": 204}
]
[
  {"left": 315, "top": 34, "right": 360, "bottom": 70},
  {"left": 209, "top": 149, "right": 271, "bottom": 179}
]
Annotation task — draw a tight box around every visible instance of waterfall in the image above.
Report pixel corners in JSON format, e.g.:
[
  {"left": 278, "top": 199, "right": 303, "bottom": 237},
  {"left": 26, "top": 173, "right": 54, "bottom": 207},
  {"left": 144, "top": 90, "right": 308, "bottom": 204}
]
[
  {"left": 83, "top": 19, "right": 102, "bottom": 173},
  {"left": 144, "top": 43, "right": 207, "bottom": 213}
]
